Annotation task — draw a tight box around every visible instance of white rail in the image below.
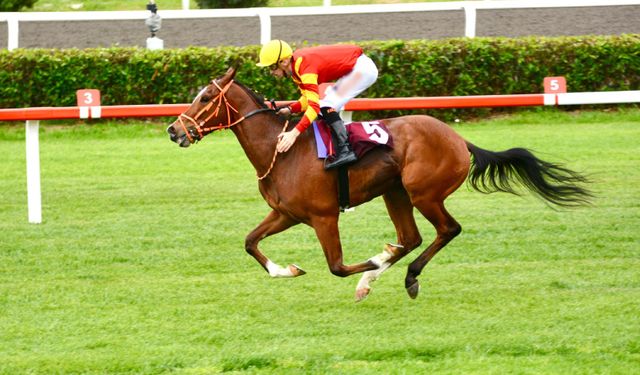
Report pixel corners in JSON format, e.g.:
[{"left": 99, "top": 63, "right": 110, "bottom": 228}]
[
  {"left": 4, "top": 89, "right": 640, "bottom": 224},
  {"left": 2, "top": 0, "right": 640, "bottom": 49}
]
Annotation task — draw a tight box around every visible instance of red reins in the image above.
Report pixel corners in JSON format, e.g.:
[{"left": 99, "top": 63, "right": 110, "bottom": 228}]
[
  {"left": 176, "top": 79, "right": 287, "bottom": 180},
  {"left": 177, "top": 79, "right": 243, "bottom": 143}
]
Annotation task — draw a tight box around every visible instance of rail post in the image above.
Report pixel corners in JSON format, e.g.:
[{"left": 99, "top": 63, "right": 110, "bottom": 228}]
[
  {"left": 258, "top": 11, "right": 271, "bottom": 45},
  {"left": 25, "top": 120, "right": 42, "bottom": 224},
  {"left": 463, "top": 5, "right": 477, "bottom": 38},
  {"left": 7, "top": 16, "right": 18, "bottom": 50}
]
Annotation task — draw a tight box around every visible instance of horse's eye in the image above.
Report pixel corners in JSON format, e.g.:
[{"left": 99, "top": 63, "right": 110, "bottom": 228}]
[{"left": 200, "top": 94, "right": 211, "bottom": 103}]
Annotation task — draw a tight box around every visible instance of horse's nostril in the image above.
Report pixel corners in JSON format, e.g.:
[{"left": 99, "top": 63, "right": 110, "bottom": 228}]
[{"left": 167, "top": 125, "right": 176, "bottom": 135}]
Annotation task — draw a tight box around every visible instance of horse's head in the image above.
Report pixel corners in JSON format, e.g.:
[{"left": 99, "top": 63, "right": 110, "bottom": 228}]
[{"left": 167, "top": 67, "right": 238, "bottom": 148}]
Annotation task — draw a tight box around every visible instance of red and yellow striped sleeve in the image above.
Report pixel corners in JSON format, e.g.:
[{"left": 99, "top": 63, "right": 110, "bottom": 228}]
[
  {"left": 291, "top": 57, "right": 321, "bottom": 133},
  {"left": 289, "top": 95, "right": 307, "bottom": 114}
]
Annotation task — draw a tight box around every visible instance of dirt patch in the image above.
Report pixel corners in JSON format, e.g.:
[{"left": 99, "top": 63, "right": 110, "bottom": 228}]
[{"left": 1, "top": 5, "right": 638, "bottom": 49}]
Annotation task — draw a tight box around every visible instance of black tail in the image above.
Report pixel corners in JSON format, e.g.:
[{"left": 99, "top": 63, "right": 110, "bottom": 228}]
[{"left": 466, "top": 142, "right": 592, "bottom": 207}]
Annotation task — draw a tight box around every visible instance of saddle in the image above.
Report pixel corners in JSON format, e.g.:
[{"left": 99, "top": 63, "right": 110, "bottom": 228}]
[
  {"left": 312, "top": 119, "right": 394, "bottom": 159},
  {"left": 312, "top": 119, "right": 394, "bottom": 211}
]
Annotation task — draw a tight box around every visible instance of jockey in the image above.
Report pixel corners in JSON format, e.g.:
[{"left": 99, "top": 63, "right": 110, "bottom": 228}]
[{"left": 257, "top": 39, "right": 378, "bottom": 170}]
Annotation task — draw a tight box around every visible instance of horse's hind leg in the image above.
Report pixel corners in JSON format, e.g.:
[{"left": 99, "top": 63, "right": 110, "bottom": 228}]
[
  {"left": 355, "top": 188, "right": 423, "bottom": 301},
  {"left": 405, "top": 200, "right": 461, "bottom": 299},
  {"left": 245, "top": 209, "right": 305, "bottom": 278},
  {"left": 312, "top": 215, "right": 379, "bottom": 277}
]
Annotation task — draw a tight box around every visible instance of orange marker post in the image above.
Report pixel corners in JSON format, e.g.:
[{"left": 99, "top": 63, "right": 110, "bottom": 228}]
[
  {"left": 76, "top": 89, "right": 101, "bottom": 119},
  {"left": 544, "top": 77, "right": 567, "bottom": 94}
]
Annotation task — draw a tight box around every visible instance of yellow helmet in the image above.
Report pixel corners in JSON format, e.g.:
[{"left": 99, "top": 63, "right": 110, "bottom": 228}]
[{"left": 256, "top": 40, "right": 293, "bottom": 67}]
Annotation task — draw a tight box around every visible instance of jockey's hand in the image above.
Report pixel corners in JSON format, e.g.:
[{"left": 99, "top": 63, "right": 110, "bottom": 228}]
[
  {"left": 277, "top": 128, "right": 301, "bottom": 153},
  {"left": 276, "top": 106, "right": 292, "bottom": 118}
]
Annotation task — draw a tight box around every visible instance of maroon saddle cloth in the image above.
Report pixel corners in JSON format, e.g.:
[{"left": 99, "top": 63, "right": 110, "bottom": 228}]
[{"left": 312, "top": 119, "right": 394, "bottom": 158}]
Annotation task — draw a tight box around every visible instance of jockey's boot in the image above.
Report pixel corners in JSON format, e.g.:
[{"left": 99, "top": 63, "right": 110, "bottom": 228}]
[{"left": 325, "top": 119, "right": 357, "bottom": 170}]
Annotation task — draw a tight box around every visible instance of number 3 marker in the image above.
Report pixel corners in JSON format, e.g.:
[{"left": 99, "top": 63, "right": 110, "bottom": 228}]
[{"left": 76, "top": 89, "right": 101, "bottom": 119}]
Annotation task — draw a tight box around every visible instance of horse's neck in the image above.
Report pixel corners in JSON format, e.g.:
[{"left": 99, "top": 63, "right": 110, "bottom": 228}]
[{"left": 228, "top": 91, "right": 283, "bottom": 174}]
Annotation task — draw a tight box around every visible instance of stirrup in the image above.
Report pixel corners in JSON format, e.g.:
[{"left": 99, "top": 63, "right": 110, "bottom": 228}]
[{"left": 324, "top": 150, "right": 357, "bottom": 170}]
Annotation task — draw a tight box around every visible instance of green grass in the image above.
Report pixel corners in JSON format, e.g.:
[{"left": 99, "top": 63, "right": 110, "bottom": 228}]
[
  {"left": 30, "top": 0, "right": 453, "bottom": 12},
  {"left": 1, "top": 109, "right": 639, "bottom": 374}
]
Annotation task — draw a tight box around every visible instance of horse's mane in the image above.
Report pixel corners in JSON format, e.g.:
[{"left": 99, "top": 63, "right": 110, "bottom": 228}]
[
  {"left": 233, "top": 79, "right": 298, "bottom": 127},
  {"left": 234, "top": 80, "right": 268, "bottom": 109}
]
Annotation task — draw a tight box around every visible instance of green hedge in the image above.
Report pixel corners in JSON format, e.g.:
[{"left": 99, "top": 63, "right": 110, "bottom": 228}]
[{"left": 1, "top": 34, "right": 638, "bottom": 120}]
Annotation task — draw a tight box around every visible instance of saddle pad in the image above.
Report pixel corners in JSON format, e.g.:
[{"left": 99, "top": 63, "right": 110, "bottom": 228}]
[{"left": 312, "top": 120, "right": 393, "bottom": 159}]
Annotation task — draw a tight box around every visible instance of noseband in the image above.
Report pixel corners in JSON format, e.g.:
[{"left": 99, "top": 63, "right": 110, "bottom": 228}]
[{"left": 177, "top": 79, "right": 272, "bottom": 143}]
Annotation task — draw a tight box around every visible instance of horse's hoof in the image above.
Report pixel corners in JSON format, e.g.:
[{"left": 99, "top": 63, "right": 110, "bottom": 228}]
[
  {"left": 406, "top": 281, "right": 420, "bottom": 299},
  {"left": 288, "top": 264, "right": 306, "bottom": 277},
  {"left": 354, "top": 287, "right": 371, "bottom": 302}
]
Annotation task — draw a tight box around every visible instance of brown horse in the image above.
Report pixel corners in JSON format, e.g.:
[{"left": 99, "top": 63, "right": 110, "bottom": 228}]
[{"left": 167, "top": 67, "right": 591, "bottom": 301}]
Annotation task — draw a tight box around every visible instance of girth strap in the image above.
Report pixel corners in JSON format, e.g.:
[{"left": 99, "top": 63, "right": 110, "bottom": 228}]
[{"left": 337, "top": 166, "right": 350, "bottom": 212}]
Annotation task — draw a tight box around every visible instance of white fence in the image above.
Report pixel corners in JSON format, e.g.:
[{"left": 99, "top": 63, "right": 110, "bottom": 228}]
[
  {"left": 4, "top": 89, "right": 640, "bottom": 223},
  {"left": 2, "top": 0, "right": 640, "bottom": 50}
]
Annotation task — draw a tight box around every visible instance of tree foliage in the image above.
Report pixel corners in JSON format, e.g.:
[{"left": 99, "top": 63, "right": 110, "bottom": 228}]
[
  {"left": 0, "top": 0, "right": 38, "bottom": 11},
  {"left": 1, "top": 35, "right": 638, "bottom": 120}
]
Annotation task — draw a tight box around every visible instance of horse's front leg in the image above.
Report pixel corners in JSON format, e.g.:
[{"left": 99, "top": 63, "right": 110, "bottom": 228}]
[
  {"left": 312, "top": 215, "right": 379, "bottom": 277},
  {"left": 245, "top": 210, "right": 305, "bottom": 278}
]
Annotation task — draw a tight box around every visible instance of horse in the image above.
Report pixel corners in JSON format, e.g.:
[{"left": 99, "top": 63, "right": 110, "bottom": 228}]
[{"left": 166, "top": 67, "right": 591, "bottom": 301}]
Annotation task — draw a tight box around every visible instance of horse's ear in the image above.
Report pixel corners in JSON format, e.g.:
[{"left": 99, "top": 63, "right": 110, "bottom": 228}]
[{"left": 224, "top": 66, "right": 236, "bottom": 80}]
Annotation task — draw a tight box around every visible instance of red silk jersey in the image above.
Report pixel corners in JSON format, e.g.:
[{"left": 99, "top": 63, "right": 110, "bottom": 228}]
[{"left": 288, "top": 45, "right": 363, "bottom": 132}]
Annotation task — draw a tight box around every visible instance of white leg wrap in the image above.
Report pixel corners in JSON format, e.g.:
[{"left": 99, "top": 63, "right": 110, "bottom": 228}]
[
  {"left": 356, "top": 271, "right": 376, "bottom": 291},
  {"left": 357, "top": 244, "right": 402, "bottom": 295},
  {"left": 369, "top": 247, "right": 393, "bottom": 267},
  {"left": 266, "top": 260, "right": 295, "bottom": 278}
]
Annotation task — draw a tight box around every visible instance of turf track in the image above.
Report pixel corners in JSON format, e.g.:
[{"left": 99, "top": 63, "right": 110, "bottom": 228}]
[{"left": 0, "top": 109, "right": 638, "bottom": 374}]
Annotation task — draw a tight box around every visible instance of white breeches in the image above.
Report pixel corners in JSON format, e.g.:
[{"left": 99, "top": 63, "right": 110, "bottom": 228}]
[{"left": 320, "top": 54, "right": 378, "bottom": 111}]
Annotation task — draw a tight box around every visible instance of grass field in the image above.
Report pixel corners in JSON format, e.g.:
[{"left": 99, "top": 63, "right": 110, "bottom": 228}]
[
  {"left": 30, "top": 0, "right": 448, "bottom": 12},
  {"left": 1, "top": 109, "right": 639, "bottom": 374}
]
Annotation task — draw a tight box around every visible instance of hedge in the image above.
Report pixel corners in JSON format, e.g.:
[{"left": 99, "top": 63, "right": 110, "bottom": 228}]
[{"left": 1, "top": 34, "right": 638, "bottom": 120}]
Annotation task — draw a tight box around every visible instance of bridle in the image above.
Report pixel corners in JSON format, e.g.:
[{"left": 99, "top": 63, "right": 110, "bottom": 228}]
[
  {"left": 176, "top": 79, "right": 273, "bottom": 143},
  {"left": 175, "top": 78, "right": 288, "bottom": 180}
]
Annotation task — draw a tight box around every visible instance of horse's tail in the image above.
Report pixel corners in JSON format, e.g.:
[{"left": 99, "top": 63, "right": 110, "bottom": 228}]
[{"left": 465, "top": 142, "right": 593, "bottom": 207}]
